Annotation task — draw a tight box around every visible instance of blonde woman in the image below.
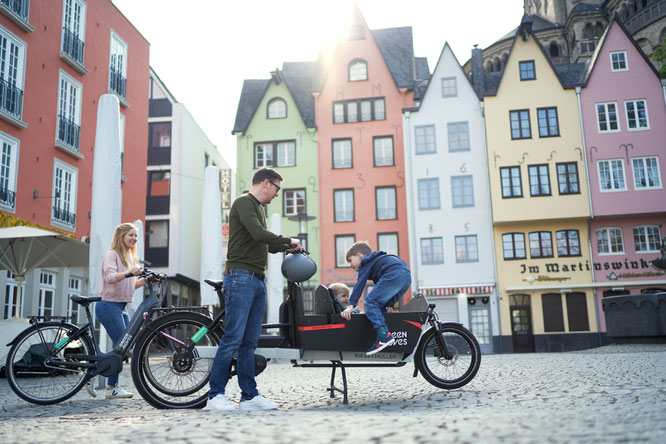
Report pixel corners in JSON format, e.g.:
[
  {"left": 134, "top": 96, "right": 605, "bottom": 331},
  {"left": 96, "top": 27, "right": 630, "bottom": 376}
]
[{"left": 95, "top": 222, "right": 146, "bottom": 399}]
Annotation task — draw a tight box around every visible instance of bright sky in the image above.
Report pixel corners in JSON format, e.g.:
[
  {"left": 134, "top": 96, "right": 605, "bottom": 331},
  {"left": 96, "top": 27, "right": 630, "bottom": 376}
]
[{"left": 112, "top": 0, "right": 525, "bottom": 168}]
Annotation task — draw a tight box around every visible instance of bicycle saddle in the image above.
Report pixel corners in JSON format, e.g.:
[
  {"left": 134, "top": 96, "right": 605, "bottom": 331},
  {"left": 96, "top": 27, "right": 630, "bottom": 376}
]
[
  {"left": 70, "top": 295, "right": 102, "bottom": 306},
  {"left": 204, "top": 279, "right": 224, "bottom": 290}
]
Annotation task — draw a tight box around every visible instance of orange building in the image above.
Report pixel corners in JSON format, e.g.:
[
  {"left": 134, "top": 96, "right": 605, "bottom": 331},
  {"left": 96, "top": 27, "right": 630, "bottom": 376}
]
[{"left": 314, "top": 6, "right": 429, "bottom": 301}]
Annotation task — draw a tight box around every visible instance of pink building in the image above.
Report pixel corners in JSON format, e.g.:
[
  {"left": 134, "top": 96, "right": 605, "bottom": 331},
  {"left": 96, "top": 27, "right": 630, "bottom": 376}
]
[{"left": 580, "top": 18, "right": 666, "bottom": 331}]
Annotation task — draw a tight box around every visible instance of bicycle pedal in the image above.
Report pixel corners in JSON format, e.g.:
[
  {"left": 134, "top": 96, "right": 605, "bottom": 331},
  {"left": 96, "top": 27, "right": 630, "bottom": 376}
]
[{"left": 85, "top": 383, "right": 98, "bottom": 398}]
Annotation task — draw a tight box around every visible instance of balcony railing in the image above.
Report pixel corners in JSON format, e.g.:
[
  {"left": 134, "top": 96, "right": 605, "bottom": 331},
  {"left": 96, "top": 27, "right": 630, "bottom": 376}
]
[
  {"left": 0, "top": 186, "right": 16, "bottom": 208},
  {"left": 0, "top": 78, "right": 23, "bottom": 120},
  {"left": 61, "top": 27, "right": 85, "bottom": 66},
  {"left": 623, "top": 0, "right": 666, "bottom": 34},
  {"left": 0, "top": 0, "right": 29, "bottom": 22},
  {"left": 57, "top": 114, "right": 80, "bottom": 152},
  {"left": 109, "top": 66, "right": 126, "bottom": 98},
  {"left": 52, "top": 206, "right": 76, "bottom": 228}
]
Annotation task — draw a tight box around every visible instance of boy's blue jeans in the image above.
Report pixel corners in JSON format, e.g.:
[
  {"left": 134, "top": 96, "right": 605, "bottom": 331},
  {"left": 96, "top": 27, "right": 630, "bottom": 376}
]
[
  {"left": 364, "top": 268, "right": 412, "bottom": 334},
  {"left": 209, "top": 269, "right": 266, "bottom": 400},
  {"left": 95, "top": 300, "right": 129, "bottom": 387}
]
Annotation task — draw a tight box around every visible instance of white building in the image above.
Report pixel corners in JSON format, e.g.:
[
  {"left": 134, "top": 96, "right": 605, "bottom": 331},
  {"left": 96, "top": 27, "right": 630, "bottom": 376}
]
[
  {"left": 403, "top": 44, "right": 499, "bottom": 353},
  {"left": 146, "top": 69, "right": 232, "bottom": 306}
]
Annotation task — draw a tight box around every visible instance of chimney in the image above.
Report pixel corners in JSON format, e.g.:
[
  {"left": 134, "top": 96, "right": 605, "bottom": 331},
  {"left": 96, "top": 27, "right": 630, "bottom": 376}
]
[{"left": 471, "top": 44, "right": 484, "bottom": 100}]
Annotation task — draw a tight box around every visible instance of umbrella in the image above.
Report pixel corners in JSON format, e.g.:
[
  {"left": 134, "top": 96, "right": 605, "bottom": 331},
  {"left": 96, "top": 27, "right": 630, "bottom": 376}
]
[
  {"left": 200, "top": 166, "right": 222, "bottom": 306},
  {"left": 0, "top": 226, "right": 89, "bottom": 318}
]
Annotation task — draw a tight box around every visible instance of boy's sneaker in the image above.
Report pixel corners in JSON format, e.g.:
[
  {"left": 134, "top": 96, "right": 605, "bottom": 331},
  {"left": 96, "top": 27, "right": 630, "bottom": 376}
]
[
  {"left": 204, "top": 394, "right": 236, "bottom": 411},
  {"left": 104, "top": 386, "right": 133, "bottom": 399},
  {"left": 366, "top": 333, "right": 396, "bottom": 356},
  {"left": 239, "top": 394, "right": 279, "bottom": 411}
]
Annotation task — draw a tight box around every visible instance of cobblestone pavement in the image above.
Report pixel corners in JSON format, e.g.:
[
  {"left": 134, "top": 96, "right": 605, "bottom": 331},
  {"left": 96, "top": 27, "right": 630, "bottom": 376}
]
[{"left": 1, "top": 344, "right": 665, "bottom": 444}]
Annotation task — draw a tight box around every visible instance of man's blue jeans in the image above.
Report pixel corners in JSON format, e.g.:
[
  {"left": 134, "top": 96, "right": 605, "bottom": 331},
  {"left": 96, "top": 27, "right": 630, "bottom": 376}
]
[
  {"left": 209, "top": 269, "right": 266, "bottom": 400},
  {"left": 95, "top": 300, "right": 129, "bottom": 387},
  {"left": 364, "top": 268, "right": 412, "bottom": 334}
]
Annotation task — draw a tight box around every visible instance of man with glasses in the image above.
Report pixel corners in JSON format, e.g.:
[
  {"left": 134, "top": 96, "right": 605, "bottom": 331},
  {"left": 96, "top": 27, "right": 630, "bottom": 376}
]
[{"left": 206, "top": 167, "right": 301, "bottom": 411}]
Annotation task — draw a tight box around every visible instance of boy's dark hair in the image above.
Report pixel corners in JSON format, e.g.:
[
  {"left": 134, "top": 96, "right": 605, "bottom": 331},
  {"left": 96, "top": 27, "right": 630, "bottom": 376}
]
[
  {"left": 346, "top": 241, "right": 372, "bottom": 262},
  {"left": 252, "top": 167, "right": 283, "bottom": 185}
]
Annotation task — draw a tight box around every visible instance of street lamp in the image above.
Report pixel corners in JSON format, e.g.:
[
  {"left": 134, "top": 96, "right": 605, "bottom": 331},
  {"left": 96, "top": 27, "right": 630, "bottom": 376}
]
[{"left": 287, "top": 213, "right": 316, "bottom": 251}]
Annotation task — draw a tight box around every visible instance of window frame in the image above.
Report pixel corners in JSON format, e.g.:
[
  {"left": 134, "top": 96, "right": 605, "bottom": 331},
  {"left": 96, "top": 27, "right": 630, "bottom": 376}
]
[
  {"left": 333, "top": 188, "right": 354, "bottom": 222},
  {"left": 537, "top": 107, "right": 559, "bottom": 137},
  {"left": 348, "top": 58, "right": 368, "bottom": 82},
  {"left": 283, "top": 188, "right": 306, "bottom": 217},
  {"left": 633, "top": 225, "right": 661, "bottom": 253},
  {"left": 0, "top": 131, "right": 19, "bottom": 212},
  {"left": 414, "top": 124, "right": 436, "bottom": 155},
  {"left": 556, "top": 230, "right": 581, "bottom": 257},
  {"left": 332, "top": 138, "right": 353, "bottom": 169},
  {"left": 372, "top": 135, "right": 394, "bottom": 167},
  {"left": 335, "top": 234, "right": 355, "bottom": 268},
  {"left": 441, "top": 77, "right": 457, "bottom": 98},
  {"left": 417, "top": 177, "right": 440, "bottom": 211},
  {"left": 421, "top": 237, "right": 444, "bottom": 265},
  {"left": 509, "top": 109, "right": 531, "bottom": 139},
  {"left": 455, "top": 235, "right": 479, "bottom": 263},
  {"left": 67, "top": 276, "right": 82, "bottom": 323},
  {"left": 610, "top": 51, "right": 628, "bottom": 71},
  {"left": 332, "top": 97, "right": 385, "bottom": 123},
  {"left": 108, "top": 29, "right": 128, "bottom": 98},
  {"left": 503, "top": 233, "right": 526, "bottom": 260},
  {"left": 597, "top": 158, "right": 627, "bottom": 192},
  {"left": 528, "top": 164, "right": 551, "bottom": 197},
  {"left": 377, "top": 232, "right": 399, "bottom": 256},
  {"left": 519, "top": 60, "right": 536, "bottom": 80},
  {"left": 51, "top": 159, "right": 78, "bottom": 231},
  {"left": 595, "top": 227, "right": 625, "bottom": 255},
  {"left": 55, "top": 69, "right": 83, "bottom": 152},
  {"left": 500, "top": 166, "right": 523, "bottom": 198},
  {"left": 529, "top": 231, "right": 554, "bottom": 259},
  {"left": 556, "top": 162, "right": 580, "bottom": 195},
  {"left": 253, "top": 140, "right": 296, "bottom": 168},
  {"left": 149, "top": 121, "right": 171, "bottom": 149},
  {"left": 0, "top": 26, "right": 27, "bottom": 121},
  {"left": 61, "top": 0, "right": 87, "bottom": 67},
  {"left": 624, "top": 99, "right": 649, "bottom": 130},
  {"left": 631, "top": 156, "right": 662, "bottom": 190},
  {"left": 451, "top": 175, "right": 474, "bottom": 208},
  {"left": 267, "top": 97, "right": 287, "bottom": 119},
  {"left": 375, "top": 186, "right": 397, "bottom": 220},
  {"left": 447, "top": 121, "right": 470, "bottom": 152},
  {"left": 39, "top": 271, "right": 56, "bottom": 318},
  {"left": 596, "top": 102, "right": 620, "bottom": 133}
]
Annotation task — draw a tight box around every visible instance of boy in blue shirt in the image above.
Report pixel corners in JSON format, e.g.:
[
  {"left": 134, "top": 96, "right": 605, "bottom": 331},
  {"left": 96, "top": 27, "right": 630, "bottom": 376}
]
[{"left": 341, "top": 241, "right": 412, "bottom": 355}]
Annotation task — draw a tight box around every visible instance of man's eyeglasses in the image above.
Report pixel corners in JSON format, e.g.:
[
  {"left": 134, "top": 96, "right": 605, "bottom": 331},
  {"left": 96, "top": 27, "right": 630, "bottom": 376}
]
[{"left": 268, "top": 180, "right": 281, "bottom": 193}]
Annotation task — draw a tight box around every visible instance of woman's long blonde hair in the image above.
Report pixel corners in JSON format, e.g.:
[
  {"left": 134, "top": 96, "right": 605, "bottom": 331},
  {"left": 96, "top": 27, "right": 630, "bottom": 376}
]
[{"left": 110, "top": 222, "right": 139, "bottom": 268}]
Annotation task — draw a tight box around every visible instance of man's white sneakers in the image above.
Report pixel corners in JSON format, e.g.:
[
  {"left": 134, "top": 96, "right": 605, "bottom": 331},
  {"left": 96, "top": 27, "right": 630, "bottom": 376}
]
[
  {"left": 239, "top": 394, "right": 279, "bottom": 411},
  {"left": 204, "top": 394, "right": 235, "bottom": 411}
]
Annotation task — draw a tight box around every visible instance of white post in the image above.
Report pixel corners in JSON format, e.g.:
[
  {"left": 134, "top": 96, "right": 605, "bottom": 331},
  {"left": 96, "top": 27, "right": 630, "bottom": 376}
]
[
  {"left": 200, "top": 166, "right": 223, "bottom": 307},
  {"left": 266, "top": 214, "right": 283, "bottom": 327},
  {"left": 128, "top": 219, "right": 145, "bottom": 316}
]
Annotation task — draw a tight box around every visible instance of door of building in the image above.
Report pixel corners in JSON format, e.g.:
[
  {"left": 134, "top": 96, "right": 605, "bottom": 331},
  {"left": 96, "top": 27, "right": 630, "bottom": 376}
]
[{"left": 509, "top": 294, "right": 535, "bottom": 353}]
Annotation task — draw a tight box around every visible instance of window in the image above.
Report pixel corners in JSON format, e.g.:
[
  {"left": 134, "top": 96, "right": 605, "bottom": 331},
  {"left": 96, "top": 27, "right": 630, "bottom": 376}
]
[
  {"left": 148, "top": 171, "right": 170, "bottom": 197},
  {"left": 52, "top": 160, "right": 78, "bottom": 229},
  {"left": 455, "top": 235, "right": 478, "bottom": 263},
  {"left": 376, "top": 186, "right": 396, "bottom": 220},
  {"left": 421, "top": 237, "right": 444, "bottom": 264},
  {"left": 510, "top": 110, "right": 531, "bottom": 139},
  {"left": 334, "top": 189, "right": 354, "bottom": 222},
  {"left": 417, "top": 178, "right": 440, "bottom": 210},
  {"left": 283, "top": 189, "right": 305, "bottom": 216},
  {"left": 632, "top": 157, "right": 661, "bottom": 189},
  {"left": 556, "top": 162, "right": 579, "bottom": 195},
  {"left": 414, "top": 125, "right": 436, "bottom": 154},
  {"left": 0, "top": 27, "right": 26, "bottom": 119},
  {"left": 335, "top": 235, "right": 355, "bottom": 267},
  {"left": 624, "top": 99, "right": 649, "bottom": 130},
  {"left": 348, "top": 59, "right": 368, "bottom": 81},
  {"left": 451, "top": 176, "right": 474, "bottom": 207},
  {"left": 267, "top": 98, "right": 286, "bottom": 118},
  {"left": 537, "top": 107, "right": 559, "bottom": 137},
  {"left": 448, "top": 122, "right": 470, "bottom": 152},
  {"left": 633, "top": 225, "right": 661, "bottom": 253},
  {"left": 378, "top": 232, "right": 399, "bottom": 256},
  {"left": 373, "top": 136, "right": 394, "bottom": 166},
  {"left": 441, "top": 77, "right": 457, "bottom": 97},
  {"left": 4, "top": 271, "right": 24, "bottom": 319},
  {"left": 146, "top": 220, "right": 169, "bottom": 248},
  {"left": 39, "top": 272, "right": 56, "bottom": 318},
  {"left": 61, "top": 0, "right": 86, "bottom": 66},
  {"left": 503, "top": 233, "right": 526, "bottom": 260},
  {"left": 528, "top": 164, "right": 551, "bottom": 196},
  {"left": 332, "top": 139, "right": 352, "bottom": 169},
  {"left": 529, "top": 231, "right": 553, "bottom": 258},
  {"left": 0, "top": 132, "right": 18, "bottom": 210},
  {"left": 566, "top": 293, "right": 589, "bottom": 331},
  {"left": 332, "top": 97, "right": 385, "bottom": 123},
  {"left": 596, "top": 227, "right": 624, "bottom": 254},
  {"left": 500, "top": 166, "right": 522, "bottom": 198},
  {"left": 67, "top": 277, "right": 81, "bottom": 323},
  {"left": 109, "top": 31, "right": 128, "bottom": 98},
  {"left": 519, "top": 60, "right": 536, "bottom": 80},
  {"left": 598, "top": 159, "right": 626, "bottom": 191},
  {"left": 542, "top": 293, "right": 565, "bottom": 332},
  {"left": 556, "top": 230, "right": 581, "bottom": 257},
  {"left": 150, "top": 122, "right": 171, "bottom": 148},
  {"left": 596, "top": 103, "right": 619, "bottom": 132},
  {"left": 254, "top": 141, "right": 295, "bottom": 168},
  {"left": 56, "top": 70, "right": 82, "bottom": 152},
  {"left": 610, "top": 51, "right": 628, "bottom": 71}
]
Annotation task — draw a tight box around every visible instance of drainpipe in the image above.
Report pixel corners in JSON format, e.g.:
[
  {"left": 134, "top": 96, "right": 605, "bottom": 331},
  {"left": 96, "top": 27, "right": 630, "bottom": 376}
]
[
  {"left": 662, "top": 79, "right": 666, "bottom": 108},
  {"left": 575, "top": 85, "right": 602, "bottom": 346},
  {"left": 402, "top": 110, "right": 420, "bottom": 299}
]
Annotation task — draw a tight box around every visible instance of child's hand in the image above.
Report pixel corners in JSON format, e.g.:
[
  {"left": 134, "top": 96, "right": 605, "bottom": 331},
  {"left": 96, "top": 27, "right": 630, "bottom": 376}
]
[{"left": 341, "top": 306, "right": 353, "bottom": 321}]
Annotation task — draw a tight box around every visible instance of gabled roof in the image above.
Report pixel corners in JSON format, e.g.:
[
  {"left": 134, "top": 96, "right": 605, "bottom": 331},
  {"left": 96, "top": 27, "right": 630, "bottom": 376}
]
[
  {"left": 493, "top": 14, "right": 561, "bottom": 47},
  {"left": 282, "top": 61, "right": 317, "bottom": 129},
  {"left": 570, "top": 2, "right": 602, "bottom": 14},
  {"left": 413, "top": 42, "right": 475, "bottom": 106},
  {"left": 371, "top": 26, "right": 417, "bottom": 89},
  {"left": 582, "top": 16, "right": 663, "bottom": 85},
  {"left": 231, "top": 79, "right": 270, "bottom": 134},
  {"left": 149, "top": 67, "right": 178, "bottom": 104}
]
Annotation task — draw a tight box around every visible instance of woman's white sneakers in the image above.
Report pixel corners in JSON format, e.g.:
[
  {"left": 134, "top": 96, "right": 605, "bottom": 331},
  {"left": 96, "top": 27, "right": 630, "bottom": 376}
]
[
  {"left": 105, "top": 386, "right": 134, "bottom": 399},
  {"left": 204, "top": 394, "right": 279, "bottom": 411}
]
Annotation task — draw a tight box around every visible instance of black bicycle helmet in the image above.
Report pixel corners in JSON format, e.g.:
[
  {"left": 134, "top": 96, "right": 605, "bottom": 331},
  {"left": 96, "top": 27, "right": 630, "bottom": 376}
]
[{"left": 281, "top": 252, "right": 317, "bottom": 282}]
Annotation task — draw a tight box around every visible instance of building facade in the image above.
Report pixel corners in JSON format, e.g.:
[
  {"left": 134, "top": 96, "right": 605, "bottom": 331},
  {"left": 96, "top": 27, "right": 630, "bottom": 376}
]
[
  {"left": 403, "top": 43, "right": 498, "bottom": 353},
  {"left": 147, "top": 68, "right": 231, "bottom": 306},
  {"left": 1, "top": 0, "right": 149, "bottom": 320}
]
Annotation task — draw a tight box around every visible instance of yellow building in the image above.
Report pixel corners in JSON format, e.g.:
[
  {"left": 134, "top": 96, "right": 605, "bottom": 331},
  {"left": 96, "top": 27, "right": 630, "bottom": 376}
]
[{"left": 483, "top": 17, "right": 598, "bottom": 352}]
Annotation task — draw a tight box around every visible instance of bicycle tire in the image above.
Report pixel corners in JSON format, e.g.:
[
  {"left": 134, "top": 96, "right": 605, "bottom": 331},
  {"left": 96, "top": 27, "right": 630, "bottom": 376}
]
[
  {"left": 5, "top": 322, "right": 94, "bottom": 405},
  {"left": 415, "top": 323, "right": 481, "bottom": 390},
  {"left": 131, "top": 311, "right": 220, "bottom": 409}
]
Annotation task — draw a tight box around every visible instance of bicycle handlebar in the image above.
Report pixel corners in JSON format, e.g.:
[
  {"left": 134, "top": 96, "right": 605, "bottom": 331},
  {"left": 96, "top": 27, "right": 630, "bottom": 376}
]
[{"left": 138, "top": 268, "right": 168, "bottom": 282}]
